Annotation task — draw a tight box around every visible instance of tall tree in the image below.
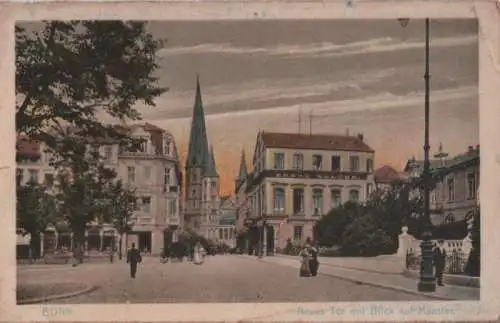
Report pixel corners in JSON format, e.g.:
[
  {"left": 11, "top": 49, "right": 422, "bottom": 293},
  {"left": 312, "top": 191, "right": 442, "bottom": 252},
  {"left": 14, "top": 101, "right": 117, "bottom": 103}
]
[
  {"left": 17, "top": 181, "right": 57, "bottom": 261},
  {"left": 103, "top": 179, "right": 139, "bottom": 260},
  {"left": 16, "top": 20, "right": 167, "bottom": 165}
]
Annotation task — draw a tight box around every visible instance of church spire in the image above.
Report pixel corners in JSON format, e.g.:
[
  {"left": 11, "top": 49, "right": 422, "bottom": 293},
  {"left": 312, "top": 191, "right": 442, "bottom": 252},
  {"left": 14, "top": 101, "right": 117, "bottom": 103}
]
[
  {"left": 237, "top": 149, "right": 248, "bottom": 181},
  {"left": 186, "top": 74, "right": 210, "bottom": 171},
  {"left": 205, "top": 145, "right": 219, "bottom": 177}
]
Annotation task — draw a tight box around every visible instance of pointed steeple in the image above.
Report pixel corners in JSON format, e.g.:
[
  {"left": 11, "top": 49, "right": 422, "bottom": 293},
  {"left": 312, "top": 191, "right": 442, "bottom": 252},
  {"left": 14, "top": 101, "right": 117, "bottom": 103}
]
[
  {"left": 237, "top": 149, "right": 248, "bottom": 181},
  {"left": 186, "top": 74, "right": 210, "bottom": 171},
  {"left": 205, "top": 145, "right": 218, "bottom": 177}
]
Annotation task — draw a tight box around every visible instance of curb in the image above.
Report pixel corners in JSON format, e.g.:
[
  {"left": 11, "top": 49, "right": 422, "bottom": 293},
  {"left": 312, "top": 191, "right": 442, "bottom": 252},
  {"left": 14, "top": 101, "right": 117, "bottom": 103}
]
[
  {"left": 243, "top": 256, "right": 453, "bottom": 301},
  {"left": 403, "top": 269, "right": 480, "bottom": 288},
  {"left": 18, "top": 284, "right": 99, "bottom": 305}
]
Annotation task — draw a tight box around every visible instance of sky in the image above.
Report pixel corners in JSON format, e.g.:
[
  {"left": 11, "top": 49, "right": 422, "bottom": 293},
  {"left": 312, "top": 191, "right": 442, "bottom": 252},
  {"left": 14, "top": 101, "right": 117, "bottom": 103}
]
[
  {"left": 18, "top": 19, "right": 479, "bottom": 196},
  {"left": 137, "top": 19, "right": 478, "bottom": 196}
]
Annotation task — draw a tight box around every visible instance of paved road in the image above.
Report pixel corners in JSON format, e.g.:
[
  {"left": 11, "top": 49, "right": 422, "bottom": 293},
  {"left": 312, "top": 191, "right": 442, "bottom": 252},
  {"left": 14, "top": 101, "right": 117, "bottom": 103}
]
[{"left": 18, "top": 255, "right": 433, "bottom": 303}]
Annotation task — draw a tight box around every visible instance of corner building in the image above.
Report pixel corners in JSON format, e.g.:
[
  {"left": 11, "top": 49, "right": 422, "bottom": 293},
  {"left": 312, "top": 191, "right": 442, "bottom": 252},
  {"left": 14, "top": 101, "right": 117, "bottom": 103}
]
[
  {"left": 183, "top": 76, "right": 221, "bottom": 239},
  {"left": 239, "top": 131, "right": 376, "bottom": 254}
]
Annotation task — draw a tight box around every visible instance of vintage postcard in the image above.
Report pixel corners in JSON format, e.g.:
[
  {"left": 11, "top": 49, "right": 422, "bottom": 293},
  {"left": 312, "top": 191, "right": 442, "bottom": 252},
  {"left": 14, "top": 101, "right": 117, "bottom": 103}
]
[{"left": 1, "top": 0, "right": 500, "bottom": 322}]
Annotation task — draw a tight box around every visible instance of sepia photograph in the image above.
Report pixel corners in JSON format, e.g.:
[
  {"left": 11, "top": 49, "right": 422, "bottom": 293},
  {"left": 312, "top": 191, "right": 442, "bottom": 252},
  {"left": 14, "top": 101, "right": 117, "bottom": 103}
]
[{"left": 14, "top": 17, "right": 481, "bottom": 307}]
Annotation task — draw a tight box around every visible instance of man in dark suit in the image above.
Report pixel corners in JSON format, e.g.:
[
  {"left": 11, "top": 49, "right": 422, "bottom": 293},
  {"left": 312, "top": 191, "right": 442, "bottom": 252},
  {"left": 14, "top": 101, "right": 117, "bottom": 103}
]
[
  {"left": 309, "top": 243, "right": 320, "bottom": 277},
  {"left": 433, "top": 239, "right": 447, "bottom": 286},
  {"left": 126, "top": 243, "right": 142, "bottom": 279}
]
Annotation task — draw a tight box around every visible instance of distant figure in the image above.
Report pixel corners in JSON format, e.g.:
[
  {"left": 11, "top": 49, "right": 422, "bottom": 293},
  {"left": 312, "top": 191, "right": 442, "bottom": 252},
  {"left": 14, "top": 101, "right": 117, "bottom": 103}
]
[
  {"left": 193, "top": 242, "right": 206, "bottom": 265},
  {"left": 108, "top": 246, "right": 114, "bottom": 264},
  {"left": 126, "top": 243, "right": 142, "bottom": 279},
  {"left": 299, "top": 244, "right": 312, "bottom": 277},
  {"left": 309, "top": 243, "right": 320, "bottom": 277},
  {"left": 433, "top": 239, "right": 447, "bottom": 286}
]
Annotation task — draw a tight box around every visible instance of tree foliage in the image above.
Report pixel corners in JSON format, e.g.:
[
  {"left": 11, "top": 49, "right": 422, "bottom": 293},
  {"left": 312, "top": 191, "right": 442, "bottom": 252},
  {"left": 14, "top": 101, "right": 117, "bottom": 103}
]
[
  {"left": 17, "top": 181, "right": 57, "bottom": 236},
  {"left": 16, "top": 20, "right": 167, "bottom": 166}
]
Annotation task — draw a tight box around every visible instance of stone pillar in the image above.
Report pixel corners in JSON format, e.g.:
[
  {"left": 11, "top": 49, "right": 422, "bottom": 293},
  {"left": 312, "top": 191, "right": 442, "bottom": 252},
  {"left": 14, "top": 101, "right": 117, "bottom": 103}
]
[
  {"left": 99, "top": 229, "right": 104, "bottom": 252},
  {"left": 40, "top": 233, "right": 44, "bottom": 257},
  {"left": 70, "top": 232, "right": 74, "bottom": 252},
  {"left": 54, "top": 231, "right": 59, "bottom": 250},
  {"left": 84, "top": 231, "right": 89, "bottom": 255},
  {"left": 152, "top": 229, "right": 164, "bottom": 256}
]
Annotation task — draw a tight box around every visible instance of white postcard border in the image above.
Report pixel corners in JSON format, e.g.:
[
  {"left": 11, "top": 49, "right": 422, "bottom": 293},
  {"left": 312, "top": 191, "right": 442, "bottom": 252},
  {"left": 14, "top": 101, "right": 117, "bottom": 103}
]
[{"left": 1, "top": 1, "right": 499, "bottom": 322}]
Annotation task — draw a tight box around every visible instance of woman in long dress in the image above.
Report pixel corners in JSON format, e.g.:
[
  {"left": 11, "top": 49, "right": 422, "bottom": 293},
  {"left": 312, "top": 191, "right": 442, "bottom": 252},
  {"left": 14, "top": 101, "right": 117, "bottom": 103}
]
[
  {"left": 299, "top": 245, "right": 312, "bottom": 277},
  {"left": 193, "top": 242, "right": 205, "bottom": 265}
]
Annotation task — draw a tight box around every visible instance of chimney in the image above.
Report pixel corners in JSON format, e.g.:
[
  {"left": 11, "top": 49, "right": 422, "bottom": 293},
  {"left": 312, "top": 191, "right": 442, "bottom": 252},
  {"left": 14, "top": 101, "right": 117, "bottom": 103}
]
[
  {"left": 357, "top": 133, "right": 364, "bottom": 141},
  {"left": 476, "top": 144, "right": 480, "bottom": 152},
  {"left": 468, "top": 145, "right": 473, "bottom": 153}
]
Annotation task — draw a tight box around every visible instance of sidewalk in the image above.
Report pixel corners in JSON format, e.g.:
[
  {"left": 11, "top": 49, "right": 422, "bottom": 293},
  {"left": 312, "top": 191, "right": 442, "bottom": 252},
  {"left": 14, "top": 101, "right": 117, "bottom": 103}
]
[{"left": 241, "top": 255, "right": 479, "bottom": 301}]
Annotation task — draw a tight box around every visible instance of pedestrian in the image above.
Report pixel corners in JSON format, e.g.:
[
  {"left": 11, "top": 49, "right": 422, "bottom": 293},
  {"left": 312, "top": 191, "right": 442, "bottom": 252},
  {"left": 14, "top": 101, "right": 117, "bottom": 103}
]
[
  {"left": 108, "top": 246, "right": 114, "bottom": 264},
  {"left": 434, "top": 239, "right": 447, "bottom": 286},
  {"left": 309, "top": 243, "right": 320, "bottom": 277},
  {"left": 299, "top": 244, "right": 312, "bottom": 277},
  {"left": 126, "top": 243, "right": 142, "bottom": 279},
  {"left": 193, "top": 241, "right": 206, "bottom": 265}
]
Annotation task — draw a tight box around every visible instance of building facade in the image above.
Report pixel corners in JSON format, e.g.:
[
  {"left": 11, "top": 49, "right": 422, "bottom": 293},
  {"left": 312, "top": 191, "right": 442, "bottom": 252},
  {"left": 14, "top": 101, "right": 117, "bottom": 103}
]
[
  {"left": 183, "top": 76, "right": 221, "bottom": 239},
  {"left": 16, "top": 122, "right": 183, "bottom": 256},
  {"left": 238, "top": 131, "right": 376, "bottom": 254},
  {"left": 403, "top": 144, "right": 479, "bottom": 225},
  {"left": 215, "top": 196, "right": 237, "bottom": 248}
]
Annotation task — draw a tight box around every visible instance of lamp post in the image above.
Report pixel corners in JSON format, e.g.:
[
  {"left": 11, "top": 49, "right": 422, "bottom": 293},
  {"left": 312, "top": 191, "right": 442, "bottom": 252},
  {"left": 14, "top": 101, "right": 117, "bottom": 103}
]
[{"left": 398, "top": 17, "right": 436, "bottom": 292}]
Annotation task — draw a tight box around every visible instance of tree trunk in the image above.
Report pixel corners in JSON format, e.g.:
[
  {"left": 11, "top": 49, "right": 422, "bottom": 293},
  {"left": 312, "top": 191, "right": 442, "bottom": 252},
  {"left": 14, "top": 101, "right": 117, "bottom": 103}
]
[
  {"left": 118, "top": 233, "right": 123, "bottom": 260},
  {"left": 72, "top": 232, "right": 85, "bottom": 265}
]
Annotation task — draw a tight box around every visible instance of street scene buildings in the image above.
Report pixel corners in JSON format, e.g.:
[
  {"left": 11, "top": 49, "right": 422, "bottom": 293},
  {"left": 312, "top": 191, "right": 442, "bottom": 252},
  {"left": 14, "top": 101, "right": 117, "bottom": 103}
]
[{"left": 15, "top": 19, "right": 480, "bottom": 305}]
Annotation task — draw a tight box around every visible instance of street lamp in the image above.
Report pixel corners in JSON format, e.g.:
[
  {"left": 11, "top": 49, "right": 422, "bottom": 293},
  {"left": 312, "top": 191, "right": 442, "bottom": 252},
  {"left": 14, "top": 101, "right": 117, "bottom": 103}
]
[{"left": 398, "top": 17, "right": 435, "bottom": 293}]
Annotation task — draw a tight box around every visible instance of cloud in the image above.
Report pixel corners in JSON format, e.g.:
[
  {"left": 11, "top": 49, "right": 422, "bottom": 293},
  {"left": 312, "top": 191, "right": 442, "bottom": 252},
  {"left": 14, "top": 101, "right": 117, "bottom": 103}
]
[
  {"left": 139, "top": 68, "right": 398, "bottom": 119},
  {"left": 159, "top": 35, "right": 477, "bottom": 58}
]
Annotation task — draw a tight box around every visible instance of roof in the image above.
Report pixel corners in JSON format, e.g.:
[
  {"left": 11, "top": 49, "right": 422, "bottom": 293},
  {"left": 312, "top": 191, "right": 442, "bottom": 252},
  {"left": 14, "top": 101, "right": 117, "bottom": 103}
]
[
  {"left": 205, "top": 145, "right": 218, "bottom": 177},
  {"left": 374, "top": 165, "right": 404, "bottom": 183},
  {"left": 260, "top": 132, "right": 374, "bottom": 152},
  {"left": 185, "top": 75, "right": 211, "bottom": 171},
  {"left": 404, "top": 145, "right": 479, "bottom": 173}
]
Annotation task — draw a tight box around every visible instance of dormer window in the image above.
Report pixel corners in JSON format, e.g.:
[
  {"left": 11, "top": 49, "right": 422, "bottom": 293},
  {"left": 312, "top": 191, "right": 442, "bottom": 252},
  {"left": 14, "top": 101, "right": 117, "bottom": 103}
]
[
  {"left": 140, "top": 138, "right": 148, "bottom": 153},
  {"left": 164, "top": 140, "right": 171, "bottom": 156}
]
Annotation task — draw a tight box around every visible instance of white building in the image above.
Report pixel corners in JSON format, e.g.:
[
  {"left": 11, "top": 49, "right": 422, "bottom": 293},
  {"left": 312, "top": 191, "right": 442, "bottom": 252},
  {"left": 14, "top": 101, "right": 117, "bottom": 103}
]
[{"left": 16, "top": 122, "right": 183, "bottom": 256}]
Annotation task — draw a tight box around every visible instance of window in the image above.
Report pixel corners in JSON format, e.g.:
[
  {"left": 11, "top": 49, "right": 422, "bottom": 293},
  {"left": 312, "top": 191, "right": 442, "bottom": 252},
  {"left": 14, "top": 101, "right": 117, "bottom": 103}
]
[
  {"left": 293, "top": 188, "right": 304, "bottom": 214},
  {"left": 292, "top": 153, "right": 304, "bottom": 170},
  {"left": 331, "top": 189, "right": 342, "bottom": 208},
  {"left": 312, "top": 188, "right": 324, "bottom": 215},
  {"left": 210, "top": 182, "right": 217, "bottom": 189},
  {"left": 143, "top": 166, "right": 151, "bottom": 181},
  {"left": 349, "top": 189, "right": 359, "bottom": 202},
  {"left": 273, "top": 187, "right": 285, "bottom": 212},
  {"left": 140, "top": 138, "right": 148, "bottom": 153},
  {"left": 445, "top": 214, "right": 455, "bottom": 224},
  {"left": 366, "top": 158, "right": 374, "bottom": 172},
  {"left": 44, "top": 173, "right": 54, "bottom": 187},
  {"left": 164, "top": 140, "right": 170, "bottom": 155},
  {"left": 104, "top": 146, "right": 113, "bottom": 161},
  {"left": 168, "top": 199, "right": 177, "bottom": 216},
  {"left": 224, "top": 228, "right": 229, "bottom": 240},
  {"left": 312, "top": 155, "right": 323, "bottom": 170},
  {"left": 219, "top": 229, "right": 223, "bottom": 240},
  {"left": 331, "top": 156, "right": 341, "bottom": 171},
  {"left": 350, "top": 156, "right": 360, "bottom": 171},
  {"left": 127, "top": 166, "right": 135, "bottom": 183},
  {"left": 142, "top": 197, "right": 151, "bottom": 213},
  {"left": 293, "top": 226, "right": 303, "bottom": 241},
  {"left": 16, "top": 169, "right": 23, "bottom": 185},
  {"left": 28, "top": 169, "right": 39, "bottom": 183},
  {"left": 89, "top": 145, "right": 99, "bottom": 160},
  {"left": 447, "top": 178, "right": 455, "bottom": 201},
  {"left": 366, "top": 183, "right": 373, "bottom": 199},
  {"left": 467, "top": 173, "right": 476, "bottom": 199},
  {"left": 274, "top": 153, "right": 285, "bottom": 169},
  {"left": 164, "top": 168, "right": 170, "bottom": 186}
]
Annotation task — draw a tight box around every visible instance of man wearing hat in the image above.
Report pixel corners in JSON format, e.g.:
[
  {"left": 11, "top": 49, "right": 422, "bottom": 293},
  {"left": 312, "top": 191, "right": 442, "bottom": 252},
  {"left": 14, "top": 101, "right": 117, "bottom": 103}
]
[{"left": 433, "top": 239, "right": 447, "bottom": 286}]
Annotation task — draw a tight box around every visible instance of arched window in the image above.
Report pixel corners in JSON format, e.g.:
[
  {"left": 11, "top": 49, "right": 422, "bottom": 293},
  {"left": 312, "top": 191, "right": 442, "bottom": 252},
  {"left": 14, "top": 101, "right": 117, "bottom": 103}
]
[
  {"left": 445, "top": 214, "right": 455, "bottom": 224},
  {"left": 273, "top": 187, "right": 285, "bottom": 212}
]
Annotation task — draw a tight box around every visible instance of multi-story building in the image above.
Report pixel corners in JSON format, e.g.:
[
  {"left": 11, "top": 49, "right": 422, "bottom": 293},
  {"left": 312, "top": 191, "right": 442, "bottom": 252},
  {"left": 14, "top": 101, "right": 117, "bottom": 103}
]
[
  {"left": 16, "top": 122, "right": 183, "bottom": 256},
  {"left": 238, "top": 131, "right": 376, "bottom": 254},
  {"left": 215, "top": 196, "right": 237, "bottom": 248},
  {"left": 373, "top": 165, "right": 406, "bottom": 192},
  {"left": 183, "top": 76, "right": 221, "bottom": 239},
  {"left": 235, "top": 150, "right": 249, "bottom": 233},
  {"left": 403, "top": 144, "right": 479, "bottom": 225}
]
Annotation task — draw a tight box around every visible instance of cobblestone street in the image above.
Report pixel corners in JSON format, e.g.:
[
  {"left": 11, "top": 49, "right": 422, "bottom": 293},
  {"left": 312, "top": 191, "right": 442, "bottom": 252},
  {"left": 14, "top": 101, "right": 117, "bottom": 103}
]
[{"left": 17, "top": 255, "right": 433, "bottom": 303}]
